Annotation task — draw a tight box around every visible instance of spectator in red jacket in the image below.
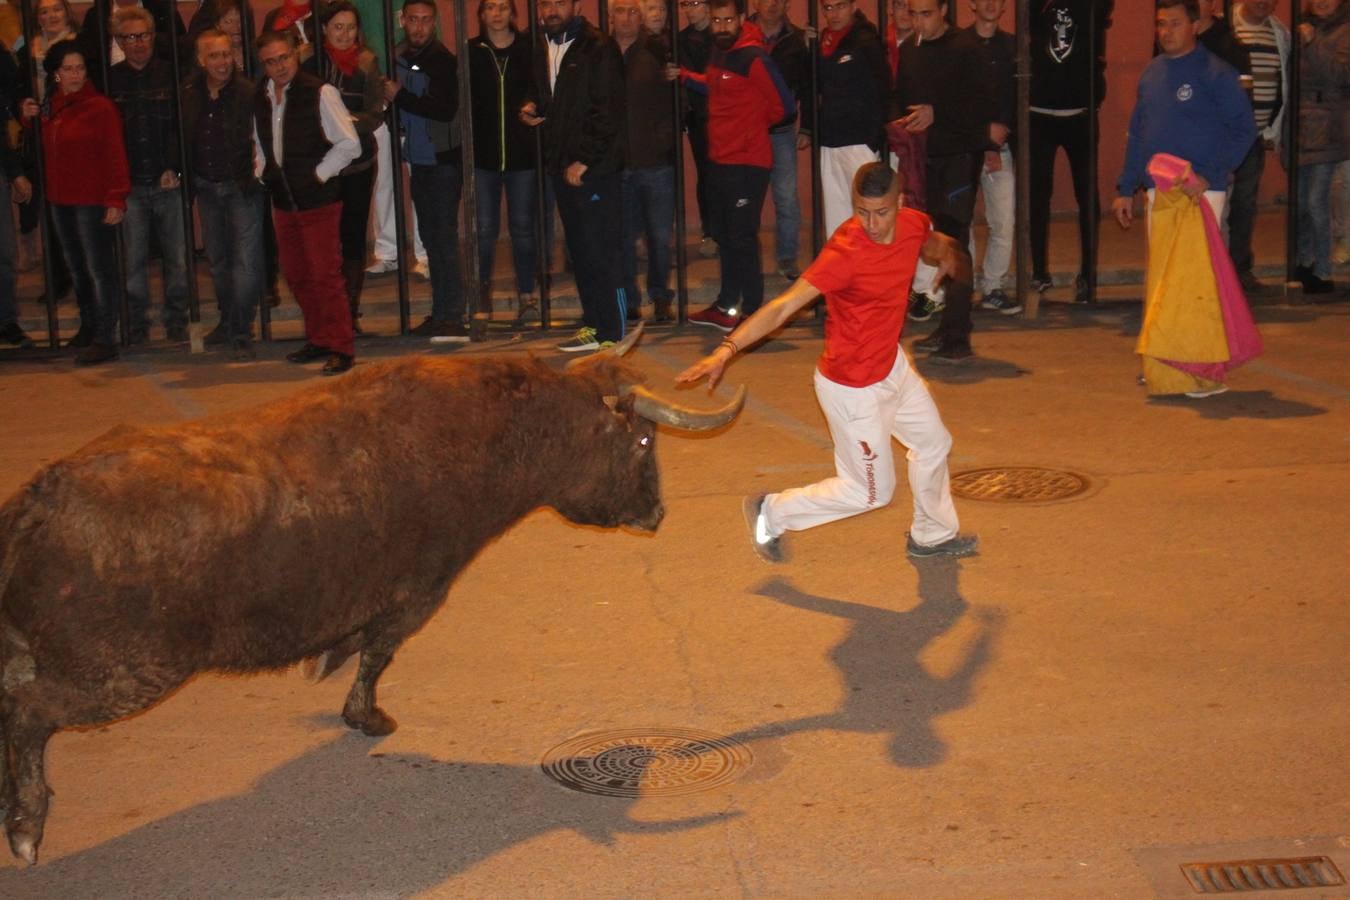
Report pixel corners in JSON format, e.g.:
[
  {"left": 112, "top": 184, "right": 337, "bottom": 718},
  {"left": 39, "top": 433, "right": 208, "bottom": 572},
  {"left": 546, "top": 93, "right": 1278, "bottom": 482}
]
[
  {"left": 21, "top": 40, "right": 130, "bottom": 366},
  {"left": 677, "top": 0, "right": 793, "bottom": 331}
]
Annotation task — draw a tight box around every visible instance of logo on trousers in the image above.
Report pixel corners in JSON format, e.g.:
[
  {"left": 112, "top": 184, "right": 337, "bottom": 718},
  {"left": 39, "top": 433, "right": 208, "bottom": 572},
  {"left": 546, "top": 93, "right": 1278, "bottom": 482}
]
[
  {"left": 859, "top": 440, "right": 877, "bottom": 461},
  {"left": 735, "top": 197, "right": 749, "bottom": 208}
]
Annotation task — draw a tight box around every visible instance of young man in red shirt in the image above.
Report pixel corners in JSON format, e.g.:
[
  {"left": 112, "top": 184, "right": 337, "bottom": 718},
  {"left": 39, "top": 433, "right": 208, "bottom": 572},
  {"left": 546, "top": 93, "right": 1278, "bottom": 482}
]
[{"left": 678, "top": 161, "right": 978, "bottom": 561}]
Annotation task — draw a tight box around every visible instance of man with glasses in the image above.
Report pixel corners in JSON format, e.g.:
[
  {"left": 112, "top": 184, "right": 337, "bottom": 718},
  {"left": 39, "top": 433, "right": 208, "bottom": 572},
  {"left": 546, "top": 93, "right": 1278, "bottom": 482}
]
[
  {"left": 253, "top": 29, "right": 361, "bottom": 375},
  {"left": 804, "top": 0, "right": 893, "bottom": 239},
  {"left": 678, "top": 0, "right": 718, "bottom": 258},
  {"left": 107, "top": 5, "right": 189, "bottom": 344},
  {"left": 676, "top": 0, "right": 794, "bottom": 331},
  {"left": 521, "top": 0, "right": 627, "bottom": 352}
]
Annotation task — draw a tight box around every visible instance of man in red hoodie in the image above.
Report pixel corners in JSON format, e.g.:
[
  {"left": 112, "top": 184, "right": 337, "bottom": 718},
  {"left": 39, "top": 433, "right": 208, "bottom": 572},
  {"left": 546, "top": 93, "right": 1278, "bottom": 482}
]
[{"left": 677, "top": 0, "right": 794, "bottom": 331}]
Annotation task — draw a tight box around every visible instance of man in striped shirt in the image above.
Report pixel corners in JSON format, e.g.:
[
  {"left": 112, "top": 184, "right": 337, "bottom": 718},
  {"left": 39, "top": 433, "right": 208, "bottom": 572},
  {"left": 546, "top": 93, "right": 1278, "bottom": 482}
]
[{"left": 1229, "top": 0, "right": 1290, "bottom": 296}]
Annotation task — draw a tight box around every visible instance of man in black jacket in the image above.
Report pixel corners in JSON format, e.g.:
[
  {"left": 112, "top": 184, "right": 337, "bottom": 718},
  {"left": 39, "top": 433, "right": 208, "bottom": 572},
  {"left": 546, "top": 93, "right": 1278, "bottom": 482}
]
[
  {"left": 750, "top": 0, "right": 809, "bottom": 280},
  {"left": 108, "top": 5, "right": 188, "bottom": 344},
  {"left": 613, "top": 0, "right": 675, "bottom": 323},
  {"left": 1029, "top": 0, "right": 1113, "bottom": 304},
  {"left": 804, "top": 0, "right": 893, "bottom": 238},
  {"left": 522, "top": 0, "right": 627, "bottom": 352},
  {"left": 895, "top": 0, "right": 990, "bottom": 364},
  {"left": 678, "top": 0, "right": 717, "bottom": 257},
  {"left": 182, "top": 29, "right": 264, "bottom": 356}
]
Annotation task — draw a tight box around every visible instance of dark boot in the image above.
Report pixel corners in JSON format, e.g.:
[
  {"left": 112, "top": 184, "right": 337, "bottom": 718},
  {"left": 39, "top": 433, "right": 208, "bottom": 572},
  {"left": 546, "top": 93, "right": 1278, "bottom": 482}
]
[
  {"left": 342, "top": 260, "right": 366, "bottom": 335},
  {"left": 477, "top": 282, "right": 494, "bottom": 318}
]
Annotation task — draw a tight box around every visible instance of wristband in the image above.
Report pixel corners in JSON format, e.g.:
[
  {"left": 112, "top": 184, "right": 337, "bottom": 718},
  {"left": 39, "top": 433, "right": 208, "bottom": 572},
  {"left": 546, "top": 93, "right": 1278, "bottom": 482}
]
[{"left": 718, "top": 337, "right": 739, "bottom": 356}]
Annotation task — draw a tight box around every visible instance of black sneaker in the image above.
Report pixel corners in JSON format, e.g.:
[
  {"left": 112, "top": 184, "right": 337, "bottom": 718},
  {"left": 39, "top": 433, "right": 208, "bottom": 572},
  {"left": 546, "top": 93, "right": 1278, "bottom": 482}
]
[
  {"left": 321, "top": 352, "right": 354, "bottom": 376},
  {"left": 66, "top": 323, "right": 95, "bottom": 348},
  {"left": 981, "top": 290, "right": 1022, "bottom": 315},
  {"left": 1029, "top": 273, "right": 1053, "bottom": 293},
  {"left": 907, "top": 289, "right": 942, "bottom": 322},
  {"left": 285, "top": 342, "right": 329, "bottom": 363},
  {"left": 911, "top": 332, "right": 942, "bottom": 354},
  {"left": 1073, "top": 276, "right": 1096, "bottom": 305},
  {"left": 905, "top": 532, "right": 979, "bottom": 559},
  {"left": 74, "top": 341, "right": 119, "bottom": 367},
  {"left": 0, "top": 322, "right": 33, "bottom": 348},
  {"left": 203, "top": 322, "right": 230, "bottom": 347},
  {"left": 928, "top": 346, "right": 974, "bottom": 366},
  {"left": 165, "top": 323, "right": 189, "bottom": 343},
  {"left": 230, "top": 336, "right": 255, "bottom": 360},
  {"left": 742, "top": 494, "right": 785, "bottom": 563}
]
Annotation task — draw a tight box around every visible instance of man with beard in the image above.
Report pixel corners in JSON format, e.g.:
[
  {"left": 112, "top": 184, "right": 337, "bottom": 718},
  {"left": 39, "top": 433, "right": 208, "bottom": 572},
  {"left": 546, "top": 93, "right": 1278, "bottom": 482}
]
[
  {"left": 388, "top": 0, "right": 466, "bottom": 340},
  {"left": 678, "top": 0, "right": 717, "bottom": 257},
  {"left": 676, "top": 0, "right": 794, "bottom": 332},
  {"left": 521, "top": 0, "right": 627, "bottom": 352}
]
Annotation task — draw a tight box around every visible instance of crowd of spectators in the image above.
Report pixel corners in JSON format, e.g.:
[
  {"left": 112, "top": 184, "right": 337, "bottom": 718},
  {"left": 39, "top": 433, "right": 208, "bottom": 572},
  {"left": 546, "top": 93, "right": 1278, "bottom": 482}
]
[{"left": 0, "top": 0, "right": 1345, "bottom": 369}]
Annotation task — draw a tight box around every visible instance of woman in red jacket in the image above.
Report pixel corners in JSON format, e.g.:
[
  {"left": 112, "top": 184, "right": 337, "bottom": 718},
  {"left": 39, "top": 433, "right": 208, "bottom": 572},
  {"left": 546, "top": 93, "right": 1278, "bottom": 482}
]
[{"left": 21, "top": 40, "right": 130, "bottom": 365}]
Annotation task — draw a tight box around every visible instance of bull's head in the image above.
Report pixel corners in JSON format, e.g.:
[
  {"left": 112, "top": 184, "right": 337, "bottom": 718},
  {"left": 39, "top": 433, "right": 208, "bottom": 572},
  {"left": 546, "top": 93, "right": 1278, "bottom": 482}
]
[{"left": 555, "top": 325, "right": 745, "bottom": 532}]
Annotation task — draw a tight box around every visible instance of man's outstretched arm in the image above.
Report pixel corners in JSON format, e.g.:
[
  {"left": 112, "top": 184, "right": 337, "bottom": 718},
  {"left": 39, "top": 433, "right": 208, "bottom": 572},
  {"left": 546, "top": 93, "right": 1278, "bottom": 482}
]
[
  {"left": 676, "top": 278, "right": 822, "bottom": 388},
  {"left": 920, "top": 230, "right": 972, "bottom": 288}
]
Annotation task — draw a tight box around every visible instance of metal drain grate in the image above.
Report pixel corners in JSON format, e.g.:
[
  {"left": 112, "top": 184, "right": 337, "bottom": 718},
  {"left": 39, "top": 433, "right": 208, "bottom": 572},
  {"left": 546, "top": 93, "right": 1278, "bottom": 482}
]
[
  {"left": 950, "top": 466, "right": 1090, "bottom": 502},
  {"left": 1180, "top": 857, "right": 1346, "bottom": 893},
  {"left": 541, "top": 727, "right": 752, "bottom": 798}
]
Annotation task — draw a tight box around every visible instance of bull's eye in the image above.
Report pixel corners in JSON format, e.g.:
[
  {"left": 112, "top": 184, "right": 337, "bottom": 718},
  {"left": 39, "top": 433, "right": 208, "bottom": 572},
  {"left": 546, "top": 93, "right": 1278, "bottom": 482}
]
[{"left": 638, "top": 435, "right": 651, "bottom": 447}]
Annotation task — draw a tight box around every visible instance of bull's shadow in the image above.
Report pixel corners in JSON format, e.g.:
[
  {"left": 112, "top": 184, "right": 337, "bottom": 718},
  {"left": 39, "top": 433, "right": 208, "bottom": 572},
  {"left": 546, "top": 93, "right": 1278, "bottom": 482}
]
[
  {"left": 726, "top": 558, "right": 1003, "bottom": 768},
  {"left": 0, "top": 734, "right": 733, "bottom": 897}
]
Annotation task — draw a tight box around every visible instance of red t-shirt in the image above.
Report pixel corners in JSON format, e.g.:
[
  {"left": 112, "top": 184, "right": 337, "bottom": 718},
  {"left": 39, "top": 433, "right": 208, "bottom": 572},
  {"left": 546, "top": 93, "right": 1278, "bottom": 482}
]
[{"left": 802, "top": 209, "right": 931, "bottom": 387}]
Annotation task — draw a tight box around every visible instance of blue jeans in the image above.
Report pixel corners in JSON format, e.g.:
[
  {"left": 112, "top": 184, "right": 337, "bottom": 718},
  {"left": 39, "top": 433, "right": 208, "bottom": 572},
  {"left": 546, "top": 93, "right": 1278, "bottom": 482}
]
[
  {"left": 411, "top": 162, "right": 463, "bottom": 322},
  {"left": 475, "top": 167, "right": 537, "bottom": 295},
  {"left": 196, "top": 178, "right": 265, "bottom": 338},
  {"left": 621, "top": 165, "right": 674, "bottom": 305},
  {"left": 1298, "top": 161, "right": 1337, "bottom": 279},
  {"left": 769, "top": 128, "right": 801, "bottom": 265},
  {"left": 50, "top": 204, "right": 121, "bottom": 344},
  {"left": 0, "top": 178, "right": 16, "bottom": 326},
  {"left": 123, "top": 182, "right": 189, "bottom": 331}
]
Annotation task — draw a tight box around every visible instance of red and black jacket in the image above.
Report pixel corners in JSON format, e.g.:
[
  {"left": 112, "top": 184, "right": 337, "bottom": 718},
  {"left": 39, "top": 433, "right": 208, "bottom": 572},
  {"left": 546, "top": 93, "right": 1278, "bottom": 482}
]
[{"left": 680, "top": 22, "right": 793, "bottom": 170}]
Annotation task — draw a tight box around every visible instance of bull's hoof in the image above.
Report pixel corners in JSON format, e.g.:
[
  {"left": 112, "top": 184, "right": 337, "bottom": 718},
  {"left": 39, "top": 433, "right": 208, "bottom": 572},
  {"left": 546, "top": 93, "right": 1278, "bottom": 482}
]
[
  {"left": 341, "top": 706, "right": 397, "bottom": 737},
  {"left": 6, "top": 824, "right": 39, "bottom": 866}
]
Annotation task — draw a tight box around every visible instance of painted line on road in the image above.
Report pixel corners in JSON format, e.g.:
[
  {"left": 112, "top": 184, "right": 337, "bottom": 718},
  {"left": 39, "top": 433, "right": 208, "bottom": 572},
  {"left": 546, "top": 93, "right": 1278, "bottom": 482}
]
[{"left": 1247, "top": 360, "right": 1350, "bottom": 402}]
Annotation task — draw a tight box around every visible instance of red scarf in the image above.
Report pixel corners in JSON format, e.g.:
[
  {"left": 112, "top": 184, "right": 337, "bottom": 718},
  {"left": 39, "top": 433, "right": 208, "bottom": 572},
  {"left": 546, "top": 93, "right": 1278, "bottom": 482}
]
[
  {"left": 820, "top": 17, "right": 855, "bottom": 59},
  {"left": 271, "top": 0, "right": 311, "bottom": 33},
  {"left": 325, "top": 41, "right": 360, "bottom": 76}
]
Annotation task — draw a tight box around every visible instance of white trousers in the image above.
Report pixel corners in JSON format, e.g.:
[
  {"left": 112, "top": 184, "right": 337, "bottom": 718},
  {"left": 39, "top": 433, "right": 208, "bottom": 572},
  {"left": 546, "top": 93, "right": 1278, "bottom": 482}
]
[
  {"left": 821, "top": 144, "right": 880, "bottom": 238},
  {"left": 763, "top": 350, "right": 960, "bottom": 545},
  {"left": 968, "top": 146, "right": 1014, "bottom": 293},
  {"left": 372, "top": 124, "right": 427, "bottom": 263}
]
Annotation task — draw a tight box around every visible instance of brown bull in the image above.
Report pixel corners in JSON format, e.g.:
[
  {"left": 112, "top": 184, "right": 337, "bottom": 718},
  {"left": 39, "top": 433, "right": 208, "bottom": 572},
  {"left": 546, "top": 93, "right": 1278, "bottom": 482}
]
[{"left": 0, "top": 331, "right": 744, "bottom": 865}]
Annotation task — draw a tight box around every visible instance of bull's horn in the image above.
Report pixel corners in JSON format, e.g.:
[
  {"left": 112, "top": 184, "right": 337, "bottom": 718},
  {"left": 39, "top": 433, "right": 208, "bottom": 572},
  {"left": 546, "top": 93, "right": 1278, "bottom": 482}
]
[
  {"left": 626, "top": 383, "right": 747, "bottom": 431},
  {"left": 565, "top": 323, "right": 644, "bottom": 370}
]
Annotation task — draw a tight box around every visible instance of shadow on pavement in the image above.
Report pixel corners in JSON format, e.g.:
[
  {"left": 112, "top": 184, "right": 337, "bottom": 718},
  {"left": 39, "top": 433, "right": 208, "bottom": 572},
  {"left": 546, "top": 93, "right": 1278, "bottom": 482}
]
[
  {"left": 0, "top": 733, "right": 735, "bottom": 897},
  {"left": 1146, "top": 389, "right": 1327, "bottom": 419},
  {"left": 915, "top": 355, "right": 1030, "bottom": 384},
  {"left": 725, "top": 558, "right": 1003, "bottom": 769}
]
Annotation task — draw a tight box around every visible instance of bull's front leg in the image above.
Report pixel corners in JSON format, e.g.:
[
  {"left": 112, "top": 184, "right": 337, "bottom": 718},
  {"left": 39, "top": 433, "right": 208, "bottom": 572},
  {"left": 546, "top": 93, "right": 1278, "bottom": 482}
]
[
  {"left": 340, "top": 648, "right": 397, "bottom": 736},
  {"left": 2, "top": 711, "right": 54, "bottom": 866}
]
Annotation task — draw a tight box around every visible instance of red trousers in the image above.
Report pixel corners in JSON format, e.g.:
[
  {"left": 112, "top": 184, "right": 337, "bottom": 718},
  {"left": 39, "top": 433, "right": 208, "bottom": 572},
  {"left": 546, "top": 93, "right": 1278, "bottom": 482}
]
[{"left": 274, "top": 202, "right": 354, "bottom": 356}]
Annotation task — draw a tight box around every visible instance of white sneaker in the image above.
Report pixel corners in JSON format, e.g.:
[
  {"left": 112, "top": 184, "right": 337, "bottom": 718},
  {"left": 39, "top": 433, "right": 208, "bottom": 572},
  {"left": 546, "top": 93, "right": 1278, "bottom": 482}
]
[
  {"left": 365, "top": 258, "right": 398, "bottom": 275},
  {"left": 1185, "top": 384, "right": 1229, "bottom": 399}
]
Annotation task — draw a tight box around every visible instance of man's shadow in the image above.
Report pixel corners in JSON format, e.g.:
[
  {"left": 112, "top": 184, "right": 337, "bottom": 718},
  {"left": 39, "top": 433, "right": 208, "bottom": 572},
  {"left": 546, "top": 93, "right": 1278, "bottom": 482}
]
[
  {"left": 0, "top": 733, "right": 734, "bottom": 896},
  {"left": 726, "top": 558, "right": 1003, "bottom": 768}
]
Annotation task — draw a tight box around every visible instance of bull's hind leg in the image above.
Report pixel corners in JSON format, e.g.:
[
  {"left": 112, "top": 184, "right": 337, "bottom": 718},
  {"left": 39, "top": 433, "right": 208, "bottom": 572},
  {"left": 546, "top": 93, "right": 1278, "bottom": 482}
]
[{"left": 340, "top": 600, "right": 445, "bottom": 737}]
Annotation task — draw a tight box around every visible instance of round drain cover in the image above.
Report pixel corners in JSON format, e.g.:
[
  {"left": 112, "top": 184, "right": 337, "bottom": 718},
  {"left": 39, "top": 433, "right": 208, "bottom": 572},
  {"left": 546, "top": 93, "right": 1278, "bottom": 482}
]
[
  {"left": 541, "top": 727, "right": 752, "bottom": 798},
  {"left": 950, "top": 466, "right": 1090, "bottom": 502}
]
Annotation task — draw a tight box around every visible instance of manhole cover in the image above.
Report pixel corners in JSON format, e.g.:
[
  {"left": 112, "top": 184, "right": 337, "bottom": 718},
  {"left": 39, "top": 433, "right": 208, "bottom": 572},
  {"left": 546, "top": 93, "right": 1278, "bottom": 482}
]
[
  {"left": 541, "top": 727, "right": 753, "bottom": 798},
  {"left": 950, "top": 466, "right": 1090, "bottom": 502}
]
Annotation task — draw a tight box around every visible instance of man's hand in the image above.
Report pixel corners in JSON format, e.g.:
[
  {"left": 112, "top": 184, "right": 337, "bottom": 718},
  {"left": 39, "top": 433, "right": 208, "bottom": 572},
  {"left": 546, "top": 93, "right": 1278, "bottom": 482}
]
[
  {"left": 564, "top": 161, "right": 588, "bottom": 187},
  {"left": 676, "top": 344, "right": 735, "bottom": 390},
  {"left": 19, "top": 98, "right": 38, "bottom": 119},
  {"left": 1112, "top": 195, "right": 1133, "bottom": 230},
  {"left": 11, "top": 175, "right": 32, "bottom": 204},
  {"left": 902, "top": 104, "right": 933, "bottom": 132},
  {"left": 383, "top": 79, "right": 400, "bottom": 103},
  {"left": 984, "top": 150, "right": 1001, "bottom": 173},
  {"left": 159, "top": 169, "right": 180, "bottom": 190},
  {"left": 664, "top": 63, "right": 680, "bottom": 82},
  {"left": 803, "top": 24, "right": 817, "bottom": 41},
  {"left": 796, "top": 132, "right": 810, "bottom": 151},
  {"left": 519, "top": 101, "right": 544, "bottom": 127},
  {"left": 104, "top": 207, "right": 124, "bottom": 225},
  {"left": 989, "top": 122, "right": 1010, "bottom": 147},
  {"left": 1179, "top": 174, "right": 1209, "bottom": 199}
]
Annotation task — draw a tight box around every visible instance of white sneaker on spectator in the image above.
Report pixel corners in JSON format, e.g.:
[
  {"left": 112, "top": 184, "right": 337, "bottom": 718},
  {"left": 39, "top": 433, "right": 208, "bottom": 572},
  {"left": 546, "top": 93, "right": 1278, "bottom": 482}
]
[{"left": 366, "top": 258, "right": 398, "bottom": 275}]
